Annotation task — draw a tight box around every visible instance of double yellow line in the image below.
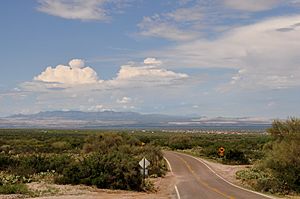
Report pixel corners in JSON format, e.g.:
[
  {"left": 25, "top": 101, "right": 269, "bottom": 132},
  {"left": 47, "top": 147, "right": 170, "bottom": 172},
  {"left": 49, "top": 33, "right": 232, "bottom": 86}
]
[{"left": 176, "top": 154, "right": 235, "bottom": 199}]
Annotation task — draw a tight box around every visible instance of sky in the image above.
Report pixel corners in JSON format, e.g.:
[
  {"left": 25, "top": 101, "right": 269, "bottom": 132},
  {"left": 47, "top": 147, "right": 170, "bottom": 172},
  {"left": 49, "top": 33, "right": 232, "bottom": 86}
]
[{"left": 0, "top": 0, "right": 300, "bottom": 118}]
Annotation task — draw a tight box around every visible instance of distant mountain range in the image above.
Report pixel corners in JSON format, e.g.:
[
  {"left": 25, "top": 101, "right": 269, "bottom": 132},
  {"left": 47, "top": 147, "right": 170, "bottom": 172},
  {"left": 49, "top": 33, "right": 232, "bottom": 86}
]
[{"left": 0, "top": 111, "right": 272, "bottom": 130}]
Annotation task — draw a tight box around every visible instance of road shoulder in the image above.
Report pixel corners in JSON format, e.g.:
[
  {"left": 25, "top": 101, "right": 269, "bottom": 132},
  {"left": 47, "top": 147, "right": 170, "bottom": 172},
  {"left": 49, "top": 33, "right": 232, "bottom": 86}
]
[{"left": 0, "top": 173, "right": 176, "bottom": 199}]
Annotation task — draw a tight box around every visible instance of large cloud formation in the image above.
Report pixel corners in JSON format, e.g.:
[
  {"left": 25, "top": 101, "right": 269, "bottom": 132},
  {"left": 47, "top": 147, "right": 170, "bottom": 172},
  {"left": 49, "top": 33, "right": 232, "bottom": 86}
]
[
  {"left": 18, "top": 58, "right": 189, "bottom": 114},
  {"left": 34, "top": 59, "right": 100, "bottom": 84},
  {"left": 152, "top": 15, "right": 300, "bottom": 90},
  {"left": 29, "top": 58, "right": 188, "bottom": 90}
]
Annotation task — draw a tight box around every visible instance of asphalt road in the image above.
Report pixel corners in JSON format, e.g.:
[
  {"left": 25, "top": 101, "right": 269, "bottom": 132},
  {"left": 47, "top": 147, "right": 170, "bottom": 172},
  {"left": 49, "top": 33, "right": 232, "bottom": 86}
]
[{"left": 164, "top": 151, "right": 274, "bottom": 199}]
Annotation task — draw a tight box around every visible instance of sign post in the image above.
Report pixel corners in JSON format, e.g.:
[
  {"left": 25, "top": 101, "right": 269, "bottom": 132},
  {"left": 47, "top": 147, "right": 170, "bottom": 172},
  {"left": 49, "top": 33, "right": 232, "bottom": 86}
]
[{"left": 139, "top": 157, "right": 150, "bottom": 186}]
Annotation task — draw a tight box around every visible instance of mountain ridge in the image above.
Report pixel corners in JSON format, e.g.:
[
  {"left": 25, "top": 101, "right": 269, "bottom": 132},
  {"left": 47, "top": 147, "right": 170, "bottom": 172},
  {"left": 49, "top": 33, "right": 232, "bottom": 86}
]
[{"left": 0, "top": 110, "right": 272, "bottom": 129}]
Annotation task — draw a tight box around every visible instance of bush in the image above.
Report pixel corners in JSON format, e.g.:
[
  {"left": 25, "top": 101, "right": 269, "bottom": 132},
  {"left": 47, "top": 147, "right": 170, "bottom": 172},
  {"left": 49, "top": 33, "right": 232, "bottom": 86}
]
[
  {"left": 239, "top": 118, "right": 300, "bottom": 194},
  {"left": 168, "top": 135, "right": 193, "bottom": 150},
  {"left": 236, "top": 168, "right": 287, "bottom": 194},
  {"left": 0, "top": 154, "right": 16, "bottom": 170},
  {"left": 140, "top": 144, "right": 167, "bottom": 177},
  {"left": 56, "top": 151, "right": 143, "bottom": 190},
  {"left": 0, "top": 131, "right": 167, "bottom": 192},
  {"left": 9, "top": 154, "right": 68, "bottom": 176},
  {"left": 0, "top": 184, "right": 29, "bottom": 194},
  {"left": 223, "top": 149, "right": 249, "bottom": 165},
  {"left": 260, "top": 139, "right": 300, "bottom": 193},
  {"left": 0, "top": 172, "right": 32, "bottom": 185},
  {"left": 51, "top": 141, "right": 71, "bottom": 150},
  {"left": 261, "top": 118, "right": 300, "bottom": 193}
]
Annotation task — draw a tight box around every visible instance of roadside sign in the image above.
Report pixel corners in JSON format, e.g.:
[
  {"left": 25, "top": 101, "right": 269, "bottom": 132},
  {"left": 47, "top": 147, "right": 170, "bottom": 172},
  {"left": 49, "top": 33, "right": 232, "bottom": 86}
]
[
  {"left": 218, "top": 147, "right": 225, "bottom": 157},
  {"left": 139, "top": 157, "right": 150, "bottom": 185},
  {"left": 139, "top": 157, "right": 150, "bottom": 169}
]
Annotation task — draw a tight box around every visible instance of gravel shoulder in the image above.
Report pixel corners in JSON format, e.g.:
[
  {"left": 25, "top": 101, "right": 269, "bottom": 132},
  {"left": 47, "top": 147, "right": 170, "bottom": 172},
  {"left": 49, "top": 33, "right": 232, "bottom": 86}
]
[
  {"left": 0, "top": 173, "right": 176, "bottom": 199},
  {"left": 199, "top": 158, "right": 249, "bottom": 185},
  {"left": 198, "top": 157, "right": 300, "bottom": 199}
]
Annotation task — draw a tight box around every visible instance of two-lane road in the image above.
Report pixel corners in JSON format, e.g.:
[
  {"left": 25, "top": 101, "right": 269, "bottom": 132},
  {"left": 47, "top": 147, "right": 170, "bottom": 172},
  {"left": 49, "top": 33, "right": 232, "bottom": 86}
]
[{"left": 164, "top": 151, "right": 274, "bottom": 199}]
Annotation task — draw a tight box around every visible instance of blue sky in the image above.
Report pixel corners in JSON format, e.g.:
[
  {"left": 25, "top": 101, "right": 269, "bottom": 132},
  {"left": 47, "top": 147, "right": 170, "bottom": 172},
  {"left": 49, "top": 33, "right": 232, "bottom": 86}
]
[{"left": 0, "top": 0, "right": 300, "bottom": 118}]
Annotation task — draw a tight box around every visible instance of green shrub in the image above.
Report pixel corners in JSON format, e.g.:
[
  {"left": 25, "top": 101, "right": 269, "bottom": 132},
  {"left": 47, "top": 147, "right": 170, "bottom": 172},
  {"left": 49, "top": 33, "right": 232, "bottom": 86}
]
[
  {"left": 168, "top": 135, "right": 193, "bottom": 150},
  {"left": 51, "top": 141, "right": 71, "bottom": 150},
  {"left": 236, "top": 168, "right": 287, "bottom": 194},
  {"left": 0, "top": 184, "right": 29, "bottom": 194},
  {"left": 260, "top": 118, "right": 300, "bottom": 193},
  {"left": 140, "top": 144, "right": 167, "bottom": 177},
  {"left": 238, "top": 118, "right": 300, "bottom": 194},
  {"left": 223, "top": 149, "right": 249, "bottom": 165},
  {"left": 0, "top": 130, "right": 167, "bottom": 192},
  {"left": 0, "top": 172, "right": 32, "bottom": 185},
  {"left": 56, "top": 152, "right": 143, "bottom": 190}
]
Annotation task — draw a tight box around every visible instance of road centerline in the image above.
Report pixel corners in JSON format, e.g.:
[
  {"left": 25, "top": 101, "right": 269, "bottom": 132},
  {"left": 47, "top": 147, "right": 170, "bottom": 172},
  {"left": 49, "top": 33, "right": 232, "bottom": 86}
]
[
  {"left": 175, "top": 152, "right": 276, "bottom": 199},
  {"left": 175, "top": 153, "right": 235, "bottom": 199}
]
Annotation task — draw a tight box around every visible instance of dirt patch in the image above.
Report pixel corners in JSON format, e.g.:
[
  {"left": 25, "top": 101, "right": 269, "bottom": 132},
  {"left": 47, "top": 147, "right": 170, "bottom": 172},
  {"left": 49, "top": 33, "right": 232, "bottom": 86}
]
[
  {"left": 0, "top": 173, "right": 176, "bottom": 199},
  {"left": 285, "top": 196, "right": 300, "bottom": 199}
]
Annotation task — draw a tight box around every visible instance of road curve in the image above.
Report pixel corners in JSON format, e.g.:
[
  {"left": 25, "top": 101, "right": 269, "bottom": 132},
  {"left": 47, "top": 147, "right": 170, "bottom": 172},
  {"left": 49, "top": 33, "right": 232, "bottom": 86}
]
[{"left": 163, "top": 151, "right": 274, "bottom": 199}]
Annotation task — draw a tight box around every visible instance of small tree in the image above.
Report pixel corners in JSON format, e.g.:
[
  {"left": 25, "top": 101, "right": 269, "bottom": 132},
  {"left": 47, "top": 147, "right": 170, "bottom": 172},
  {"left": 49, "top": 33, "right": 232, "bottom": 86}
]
[
  {"left": 267, "top": 117, "right": 300, "bottom": 140},
  {"left": 224, "top": 149, "right": 249, "bottom": 165},
  {"left": 260, "top": 118, "right": 300, "bottom": 193},
  {"left": 168, "top": 135, "right": 193, "bottom": 150}
]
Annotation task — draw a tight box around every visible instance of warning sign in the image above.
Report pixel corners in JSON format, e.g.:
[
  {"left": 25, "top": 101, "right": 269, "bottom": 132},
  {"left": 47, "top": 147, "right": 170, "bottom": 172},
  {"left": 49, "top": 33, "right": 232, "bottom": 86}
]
[{"left": 218, "top": 147, "right": 225, "bottom": 157}]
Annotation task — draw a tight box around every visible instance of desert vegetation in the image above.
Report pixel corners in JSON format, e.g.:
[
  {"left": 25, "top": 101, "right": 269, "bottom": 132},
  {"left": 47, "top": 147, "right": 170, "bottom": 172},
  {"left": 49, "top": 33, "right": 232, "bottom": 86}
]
[
  {"left": 0, "top": 130, "right": 166, "bottom": 196},
  {"left": 0, "top": 120, "right": 299, "bottom": 196},
  {"left": 236, "top": 118, "right": 300, "bottom": 195},
  {"left": 135, "top": 131, "right": 272, "bottom": 165}
]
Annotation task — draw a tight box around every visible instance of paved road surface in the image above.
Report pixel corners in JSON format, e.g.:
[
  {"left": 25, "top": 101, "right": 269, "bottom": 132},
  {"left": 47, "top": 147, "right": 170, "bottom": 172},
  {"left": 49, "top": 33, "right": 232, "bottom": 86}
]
[{"left": 164, "top": 151, "right": 274, "bottom": 199}]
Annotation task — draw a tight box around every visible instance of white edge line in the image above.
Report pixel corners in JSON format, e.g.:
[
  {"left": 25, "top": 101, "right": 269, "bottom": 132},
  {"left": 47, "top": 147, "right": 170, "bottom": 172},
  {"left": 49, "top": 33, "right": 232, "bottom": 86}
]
[
  {"left": 164, "top": 157, "right": 173, "bottom": 174},
  {"left": 175, "top": 152, "right": 277, "bottom": 199},
  {"left": 164, "top": 156, "right": 181, "bottom": 199},
  {"left": 174, "top": 185, "right": 181, "bottom": 199}
]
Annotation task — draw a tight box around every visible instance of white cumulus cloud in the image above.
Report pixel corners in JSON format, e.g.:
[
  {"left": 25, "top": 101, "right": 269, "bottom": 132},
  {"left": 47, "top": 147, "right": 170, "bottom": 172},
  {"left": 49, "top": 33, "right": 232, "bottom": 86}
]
[
  {"left": 104, "top": 62, "right": 189, "bottom": 89},
  {"left": 23, "top": 58, "right": 189, "bottom": 91},
  {"left": 34, "top": 59, "right": 100, "bottom": 85},
  {"left": 69, "top": 59, "right": 85, "bottom": 68},
  {"left": 143, "top": 57, "right": 162, "bottom": 65},
  {"left": 116, "top": 64, "right": 188, "bottom": 81}
]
